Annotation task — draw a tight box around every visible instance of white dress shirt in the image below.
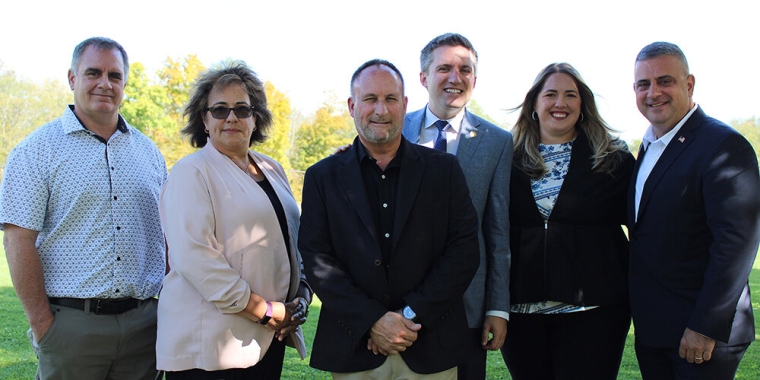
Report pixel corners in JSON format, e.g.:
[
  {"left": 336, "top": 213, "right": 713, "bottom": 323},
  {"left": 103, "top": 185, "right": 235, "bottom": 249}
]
[
  {"left": 635, "top": 104, "right": 699, "bottom": 221},
  {"left": 419, "top": 106, "right": 468, "bottom": 154}
]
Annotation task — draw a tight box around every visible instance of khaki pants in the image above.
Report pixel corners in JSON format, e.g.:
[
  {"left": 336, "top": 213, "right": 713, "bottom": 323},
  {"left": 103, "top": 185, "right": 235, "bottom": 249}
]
[
  {"left": 30, "top": 298, "right": 160, "bottom": 380},
  {"left": 332, "top": 354, "right": 457, "bottom": 380}
]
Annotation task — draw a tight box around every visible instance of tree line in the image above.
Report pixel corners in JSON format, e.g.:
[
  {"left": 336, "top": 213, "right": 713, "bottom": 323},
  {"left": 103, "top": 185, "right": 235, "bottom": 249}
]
[{"left": 1, "top": 57, "right": 758, "bottom": 202}]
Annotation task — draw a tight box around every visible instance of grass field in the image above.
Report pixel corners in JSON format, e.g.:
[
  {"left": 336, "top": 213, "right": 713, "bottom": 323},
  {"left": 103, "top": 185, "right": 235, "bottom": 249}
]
[{"left": 1, "top": 232, "right": 759, "bottom": 379}]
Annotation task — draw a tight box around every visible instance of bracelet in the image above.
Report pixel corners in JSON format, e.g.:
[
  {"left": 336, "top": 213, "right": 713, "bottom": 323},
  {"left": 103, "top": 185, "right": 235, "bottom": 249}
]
[{"left": 258, "top": 301, "right": 273, "bottom": 325}]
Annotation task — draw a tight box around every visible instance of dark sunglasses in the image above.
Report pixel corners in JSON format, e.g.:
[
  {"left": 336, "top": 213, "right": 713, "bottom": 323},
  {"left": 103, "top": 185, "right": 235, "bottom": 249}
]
[{"left": 205, "top": 105, "right": 255, "bottom": 119}]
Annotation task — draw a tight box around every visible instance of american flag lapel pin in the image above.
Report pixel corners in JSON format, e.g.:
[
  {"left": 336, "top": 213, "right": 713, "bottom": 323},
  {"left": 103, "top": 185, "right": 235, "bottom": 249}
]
[{"left": 678, "top": 136, "right": 685, "bottom": 143}]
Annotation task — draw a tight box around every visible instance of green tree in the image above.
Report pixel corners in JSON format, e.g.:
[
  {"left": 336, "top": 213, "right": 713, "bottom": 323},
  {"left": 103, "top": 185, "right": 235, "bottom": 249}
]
[
  {"left": 121, "top": 61, "right": 193, "bottom": 169},
  {"left": 628, "top": 138, "right": 643, "bottom": 158},
  {"left": 289, "top": 101, "right": 355, "bottom": 202},
  {"left": 121, "top": 62, "right": 176, "bottom": 135},
  {"left": 257, "top": 82, "right": 292, "bottom": 170},
  {"left": 468, "top": 99, "right": 511, "bottom": 129},
  {"left": 291, "top": 101, "right": 354, "bottom": 171},
  {"left": 733, "top": 117, "right": 760, "bottom": 161},
  {"left": 0, "top": 63, "right": 71, "bottom": 177},
  {"left": 158, "top": 55, "right": 205, "bottom": 121},
  {"left": 122, "top": 56, "right": 207, "bottom": 169}
]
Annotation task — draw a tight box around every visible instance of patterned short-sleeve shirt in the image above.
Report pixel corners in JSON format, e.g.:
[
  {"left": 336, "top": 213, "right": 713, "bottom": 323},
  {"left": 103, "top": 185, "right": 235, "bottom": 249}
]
[{"left": 0, "top": 105, "right": 167, "bottom": 299}]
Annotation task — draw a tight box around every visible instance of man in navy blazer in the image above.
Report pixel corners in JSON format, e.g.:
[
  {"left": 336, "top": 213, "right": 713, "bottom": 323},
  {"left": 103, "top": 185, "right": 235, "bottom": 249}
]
[
  {"left": 402, "top": 33, "right": 512, "bottom": 380},
  {"left": 300, "top": 59, "right": 479, "bottom": 378},
  {"left": 628, "top": 41, "right": 760, "bottom": 379}
]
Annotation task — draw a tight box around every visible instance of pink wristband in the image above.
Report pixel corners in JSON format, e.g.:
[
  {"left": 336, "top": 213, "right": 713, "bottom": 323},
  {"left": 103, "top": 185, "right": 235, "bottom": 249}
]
[{"left": 259, "top": 301, "right": 273, "bottom": 325}]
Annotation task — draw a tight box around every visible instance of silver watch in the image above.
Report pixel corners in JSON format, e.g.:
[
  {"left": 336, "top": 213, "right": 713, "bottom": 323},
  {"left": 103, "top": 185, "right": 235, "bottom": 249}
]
[{"left": 402, "top": 305, "right": 419, "bottom": 323}]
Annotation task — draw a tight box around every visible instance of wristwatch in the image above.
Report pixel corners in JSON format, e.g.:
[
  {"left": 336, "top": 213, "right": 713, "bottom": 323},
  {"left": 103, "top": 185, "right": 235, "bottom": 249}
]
[
  {"left": 402, "top": 305, "right": 420, "bottom": 323},
  {"left": 259, "top": 301, "right": 273, "bottom": 325}
]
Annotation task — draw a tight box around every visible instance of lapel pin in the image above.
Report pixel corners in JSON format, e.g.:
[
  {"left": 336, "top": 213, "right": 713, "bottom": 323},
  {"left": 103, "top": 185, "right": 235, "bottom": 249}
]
[{"left": 678, "top": 136, "right": 685, "bottom": 143}]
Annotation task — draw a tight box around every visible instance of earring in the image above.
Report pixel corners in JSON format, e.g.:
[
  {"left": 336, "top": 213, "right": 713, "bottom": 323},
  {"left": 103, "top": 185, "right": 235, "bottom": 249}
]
[
  {"left": 531, "top": 111, "right": 538, "bottom": 121},
  {"left": 252, "top": 125, "right": 257, "bottom": 132},
  {"left": 204, "top": 129, "right": 209, "bottom": 134},
  {"left": 579, "top": 113, "right": 585, "bottom": 122}
]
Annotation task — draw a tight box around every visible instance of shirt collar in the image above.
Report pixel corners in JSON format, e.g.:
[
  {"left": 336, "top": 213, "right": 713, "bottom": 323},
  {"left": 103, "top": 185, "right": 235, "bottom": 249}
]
[
  {"left": 643, "top": 104, "right": 698, "bottom": 148},
  {"left": 355, "top": 137, "right": 405, "bottom": 165},
  {"left": 64, "top": 104, "right": 129, "bottom": 135},
  {"left": 423, "top": 105, "right": 465, "bottom": 134}
]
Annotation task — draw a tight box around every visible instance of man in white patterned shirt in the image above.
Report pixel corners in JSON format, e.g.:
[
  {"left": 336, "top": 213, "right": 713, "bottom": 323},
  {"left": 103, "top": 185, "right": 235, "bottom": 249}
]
[{"left": 0, "top": 37, "right": 167, "bottom": 380}]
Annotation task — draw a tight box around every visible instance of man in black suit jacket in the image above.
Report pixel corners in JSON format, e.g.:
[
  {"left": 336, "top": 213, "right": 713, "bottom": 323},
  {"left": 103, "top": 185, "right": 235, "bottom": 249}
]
[
  {"left": 299, "top": 59, "right": 479, "bottom": 378},
  {"left": 628, "top": 41, "right": 760, "bottom": 379}
]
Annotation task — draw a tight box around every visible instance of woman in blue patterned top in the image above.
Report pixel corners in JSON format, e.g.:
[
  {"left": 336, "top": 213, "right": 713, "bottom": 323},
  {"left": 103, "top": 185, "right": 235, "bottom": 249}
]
[{"left": 501, "top": 63, "right": 635, "bottom": 379}]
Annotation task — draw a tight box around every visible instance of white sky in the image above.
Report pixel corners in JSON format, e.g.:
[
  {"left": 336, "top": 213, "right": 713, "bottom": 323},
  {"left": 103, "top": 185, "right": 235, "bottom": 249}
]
[{"left": 1, "top": 0, "right": 757, "bottom": 142}]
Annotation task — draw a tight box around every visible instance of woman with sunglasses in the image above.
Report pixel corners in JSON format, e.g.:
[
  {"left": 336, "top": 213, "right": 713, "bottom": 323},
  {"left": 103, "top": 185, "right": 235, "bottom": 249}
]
[{"left": 156, "top": 61, "right": 310, "bottom": 379}]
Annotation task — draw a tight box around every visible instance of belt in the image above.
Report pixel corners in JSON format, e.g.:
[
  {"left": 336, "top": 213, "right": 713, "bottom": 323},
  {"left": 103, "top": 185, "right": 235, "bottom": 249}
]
[{"left": 48, "top": 297, "right": 143, "bottom": 315}]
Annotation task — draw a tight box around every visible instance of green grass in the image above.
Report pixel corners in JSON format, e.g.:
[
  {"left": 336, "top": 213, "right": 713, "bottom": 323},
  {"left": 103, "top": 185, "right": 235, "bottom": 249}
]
[{"left": 2, "top": 232, "right": 759, "bottom": 379}]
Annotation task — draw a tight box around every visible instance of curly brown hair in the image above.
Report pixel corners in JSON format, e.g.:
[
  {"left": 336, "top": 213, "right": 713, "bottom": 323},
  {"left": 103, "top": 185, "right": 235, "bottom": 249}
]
[{"left": 182, "top": 61, "right": 273, "bottom": 148}]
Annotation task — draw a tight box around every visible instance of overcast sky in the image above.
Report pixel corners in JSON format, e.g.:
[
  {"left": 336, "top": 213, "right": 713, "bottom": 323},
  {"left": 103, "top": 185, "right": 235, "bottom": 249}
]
[{"left": 2, "top": 0, "right": 757, "bottom": 141}]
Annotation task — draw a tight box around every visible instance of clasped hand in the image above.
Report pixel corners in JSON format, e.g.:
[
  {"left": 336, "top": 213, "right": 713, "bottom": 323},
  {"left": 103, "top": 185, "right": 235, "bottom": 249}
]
[
  {"left": 271, "top": 298, "right": 309, "bottom": 341},
  {"left": 367, "top": 311, "right": 421, "bottom": 356}
]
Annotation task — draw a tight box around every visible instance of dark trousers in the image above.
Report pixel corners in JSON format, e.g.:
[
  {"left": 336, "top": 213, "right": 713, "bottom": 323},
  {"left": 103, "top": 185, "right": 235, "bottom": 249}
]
[
  {"left": 635, "top": 338, "right": 750, "bottom": 380},
  {"left": 166, "top": 336, "right": 286, "bottom": 380},
  {"left": 457, "top": 327, "right": 487, "bottom": 380},
  {"left": 501, "top": 304, "right": 630, "bottom": 380}
]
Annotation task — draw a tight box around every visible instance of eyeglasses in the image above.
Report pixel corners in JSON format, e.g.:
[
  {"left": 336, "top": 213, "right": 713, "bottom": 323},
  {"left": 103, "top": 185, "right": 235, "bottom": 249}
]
[{"left": 205, "top": 105, "right": 255, "bottom": 119}]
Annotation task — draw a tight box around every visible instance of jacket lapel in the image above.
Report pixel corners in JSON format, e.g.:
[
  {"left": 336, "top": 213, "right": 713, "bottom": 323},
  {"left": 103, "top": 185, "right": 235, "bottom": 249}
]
[
  {"left": 391, "top": 139, "right": 424, "bottom": 251},
  {"left": 628, "top": 143, "right": 647, "bottom": 228},
  {"left": 636, "top": 108, "right": 704, "bottom": 224},
  {"left": 456, "top": 110, "right": 482, "bottom": 170},
  {"left": 338, "top": 142, "right": 379, "bottom": 244}
]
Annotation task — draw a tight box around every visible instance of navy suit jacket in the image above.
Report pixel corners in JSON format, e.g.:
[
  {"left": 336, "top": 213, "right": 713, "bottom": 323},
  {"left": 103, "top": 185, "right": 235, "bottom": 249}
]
[
  {"left": 403, "top": 107, "right": 512, "bottom": 327},
  {"left": 299, "top": 136, "right": 480, "bottom": 373},
  {"left": 627, "top": 106, "right": 760, "bottom": 347}
]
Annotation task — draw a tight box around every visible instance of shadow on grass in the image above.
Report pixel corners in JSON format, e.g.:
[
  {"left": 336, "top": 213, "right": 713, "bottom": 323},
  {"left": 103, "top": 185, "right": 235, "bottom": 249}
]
[{"left": 2, "top": 266, "right": 760, "bottom": 379}]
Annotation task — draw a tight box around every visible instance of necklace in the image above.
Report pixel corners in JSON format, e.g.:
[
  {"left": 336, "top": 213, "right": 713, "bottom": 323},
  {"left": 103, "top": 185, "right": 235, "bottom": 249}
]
[{"left": 228, "top": 154, "right": 251, "bottom": 176}]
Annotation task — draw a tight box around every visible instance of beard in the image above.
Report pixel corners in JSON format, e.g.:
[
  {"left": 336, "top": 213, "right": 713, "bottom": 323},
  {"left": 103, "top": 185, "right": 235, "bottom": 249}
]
[{"left": 355, "top": 119, "right": 401, "bottom": 144}]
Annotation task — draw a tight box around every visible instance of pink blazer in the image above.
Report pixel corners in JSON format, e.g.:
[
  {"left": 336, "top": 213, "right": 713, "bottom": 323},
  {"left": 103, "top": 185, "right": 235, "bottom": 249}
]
[{"left": 157, "top": 143, "right": 306, "bottom": 371}]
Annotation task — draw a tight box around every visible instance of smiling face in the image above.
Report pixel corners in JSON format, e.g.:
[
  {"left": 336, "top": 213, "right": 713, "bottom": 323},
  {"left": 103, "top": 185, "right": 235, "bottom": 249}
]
[
  {"left": 348, "top": 65, "right": 407, "bottom": 147},
  {"left": 203, "top": 83, "right": 256, "bottom": 156},
  {"left": 68, "top": 45, "right": 126, "bottom": 126},
  {"left": 634, "top": 55, "right": 695, "bottom": 137},
  {"left": 421, "top": 45, "right": 477, "bottom": 120},
  {"left": 534, "top": 73, "right": 581, "bottom": 144}
]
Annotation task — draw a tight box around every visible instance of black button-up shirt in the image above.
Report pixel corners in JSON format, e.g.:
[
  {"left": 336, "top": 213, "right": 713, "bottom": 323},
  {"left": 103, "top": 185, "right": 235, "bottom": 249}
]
[{"left": 356, "top": 141, "right": 403, "bottom": 268}]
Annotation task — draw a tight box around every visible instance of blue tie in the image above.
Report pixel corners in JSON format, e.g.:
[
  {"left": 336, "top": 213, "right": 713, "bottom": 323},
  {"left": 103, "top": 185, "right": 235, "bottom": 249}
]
[{"left": 434, "top": 120, "right": 448, "bottom": 152}]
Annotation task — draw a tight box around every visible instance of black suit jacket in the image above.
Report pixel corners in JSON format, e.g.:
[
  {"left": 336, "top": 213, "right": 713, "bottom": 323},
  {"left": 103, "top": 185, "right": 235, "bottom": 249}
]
[
  {"left": 511, "top": 130, "right": 635, "bottom": 306},
  {"left": 627, "top": 107, "right": 760, "bottom": 347},
  {"left": 299, "top": 136, "right": 480, "bottom": 374}
]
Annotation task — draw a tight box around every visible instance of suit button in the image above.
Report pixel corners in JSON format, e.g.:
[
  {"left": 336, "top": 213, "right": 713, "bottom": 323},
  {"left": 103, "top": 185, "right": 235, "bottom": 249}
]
[{"left": 374, "top": 260, "right": 382, "bottom": 266}]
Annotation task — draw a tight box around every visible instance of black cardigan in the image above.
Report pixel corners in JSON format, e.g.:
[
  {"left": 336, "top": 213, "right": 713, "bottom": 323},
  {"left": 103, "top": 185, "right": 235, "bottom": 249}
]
[{"left": 509, "top": 130, "right": 635, "bottom": 306}]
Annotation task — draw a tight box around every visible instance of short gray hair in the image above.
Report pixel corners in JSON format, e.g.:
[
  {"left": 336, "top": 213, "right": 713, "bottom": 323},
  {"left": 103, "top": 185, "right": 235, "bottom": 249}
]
[
  {"left": 71, "top": 37, "right": 129, "bottom": 83},
  {"left": 635, "top": 41, "right": 689, "bottom": 75}
]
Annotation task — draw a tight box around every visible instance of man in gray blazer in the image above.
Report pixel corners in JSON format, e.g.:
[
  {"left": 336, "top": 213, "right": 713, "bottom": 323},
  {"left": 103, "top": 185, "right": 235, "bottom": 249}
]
[{"left": 402, "top": 33, "right": 513, "bottom": 380}]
